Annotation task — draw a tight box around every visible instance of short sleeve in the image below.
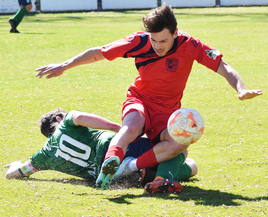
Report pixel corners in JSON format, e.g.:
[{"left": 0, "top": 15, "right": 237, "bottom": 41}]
[
  {"left": 188, "top": 37, "right": 223, "bottom": 72},
  {"left": 63, "top": 111, "right": 76, "bottom": 127},
  {"left": 101, "top": 33, "right": 146, "bottom": 61}
]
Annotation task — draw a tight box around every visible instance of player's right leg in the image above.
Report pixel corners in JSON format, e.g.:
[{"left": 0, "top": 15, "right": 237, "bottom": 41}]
[
  {"left": 96, "top": 111, "right": 145, "bottom": 189},
  {"left": 95, "top": 156, "right": 121, "bottom": 189}
]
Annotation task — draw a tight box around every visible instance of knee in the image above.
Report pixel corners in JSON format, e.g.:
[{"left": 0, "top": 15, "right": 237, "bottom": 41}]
[
  {"left": 168, "top": 141, "right": 188, "bottom": 157},
  {"left": 185, "top": 158, "right": 198, "bottom": 176},
  {"left": 160, "top": 129, "right": 189, "bottom": 157},
  {"left": 125, "top": 123, "right": 143, "bottom": 136},
  {"left": 122, "top": 112, "right": 145, "bottom": 136}
]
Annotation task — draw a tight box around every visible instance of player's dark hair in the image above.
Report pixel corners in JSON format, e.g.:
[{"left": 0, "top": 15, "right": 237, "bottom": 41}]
[
  {"left": 40, "top": 108, "right": 66, "bottom": 137},
  {"left": 142, "top": 4, "right": 177, "bottom": 34}
]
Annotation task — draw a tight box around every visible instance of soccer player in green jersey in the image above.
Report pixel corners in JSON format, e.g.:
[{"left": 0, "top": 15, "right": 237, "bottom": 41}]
[
  {"left": 5, "top": 108, "right": 122, "bottom": 180},
  {"left": 5, "top": 109, "right": 198, "bottom": 193}
]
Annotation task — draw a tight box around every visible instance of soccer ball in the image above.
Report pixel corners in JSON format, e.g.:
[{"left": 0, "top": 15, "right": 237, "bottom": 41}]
[{"left": 167, "top": 108, "right": 204, "bottom": 145}]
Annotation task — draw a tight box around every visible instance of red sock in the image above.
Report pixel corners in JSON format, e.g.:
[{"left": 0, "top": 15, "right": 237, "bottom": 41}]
[
  {"left": 136, "top": 149, "right": 158, "bottom": 169},
  {"left": 104, "top": 145, "right": 124, "bottom": 162}
]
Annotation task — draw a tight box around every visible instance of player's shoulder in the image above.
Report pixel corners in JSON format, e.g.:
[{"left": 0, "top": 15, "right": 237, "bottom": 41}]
[
  {"left": 177, "top": 31, "right": 193, "bottom": 42},
  {"left": 127, "top": 32, "right": 149, "bottom": 41},
  {"left": 119, "top": 32, "right": 150, "bottom": 47},
  {"left": 61, "top": 111, "right": 77, "bottom": 127},
  {"left": 177, "top": 31, "right": 201, "bottom": 48}
]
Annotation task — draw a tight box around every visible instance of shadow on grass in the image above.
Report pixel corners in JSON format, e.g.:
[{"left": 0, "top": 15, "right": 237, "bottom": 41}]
[
  {"left": 27, "top": 177, "right": 93, "bottom": 186},
  {"left": 25, "top": 177, "right": 267, "bottom": 206},
  {"left": 107, "top": 185, "right": 268, "bottom": 206},
  {"left": 26, "top": 172, "right": 143, "bottom": 189}
]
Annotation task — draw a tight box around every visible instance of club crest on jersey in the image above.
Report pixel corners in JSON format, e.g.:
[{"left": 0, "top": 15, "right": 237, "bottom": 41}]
[
  {"left": 166, "top": 58, "right": 179, "bottom": 72},
  {"left": 205, "top": 49, "right": 220, "bottom": 60}
]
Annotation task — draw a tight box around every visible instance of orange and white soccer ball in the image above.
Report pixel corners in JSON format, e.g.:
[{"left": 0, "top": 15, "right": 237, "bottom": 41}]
[{"left": 167, "top": 108, "right": 204, "bottom": 145}]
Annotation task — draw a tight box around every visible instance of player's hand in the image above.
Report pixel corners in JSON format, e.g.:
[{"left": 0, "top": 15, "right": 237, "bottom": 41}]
[
  {"left": 238, "top": 89, "right": 263, "bottom": 100},
  {"left": 35, "top": 63, "right": 65, "bottom": 79},
  {"left": 4, "top": 161, "right": 24, "bottom": 179}
]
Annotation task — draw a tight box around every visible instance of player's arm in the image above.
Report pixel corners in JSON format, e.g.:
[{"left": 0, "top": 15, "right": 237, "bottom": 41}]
[
  {"left": 216, "top": 59, "right": 263, "bottom": 100},
  {"left": 72, "top": 111, "right": 121, "bottom": 132},
  {"left": 36, "top": 47, "right": 105, "bottom": 79},
  {"left": 5, "top": 160, "right": 38, "bottom": 179}
]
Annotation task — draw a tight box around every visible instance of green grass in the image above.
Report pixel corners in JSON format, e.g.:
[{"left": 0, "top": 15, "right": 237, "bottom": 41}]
[{"left": 0, "top": 6, "right": 268, "bottom": 217}]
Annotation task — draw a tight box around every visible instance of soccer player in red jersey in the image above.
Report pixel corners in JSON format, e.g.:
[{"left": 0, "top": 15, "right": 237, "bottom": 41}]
[{"left": 36, "top": 4, "right": 262, "bottom": 192}]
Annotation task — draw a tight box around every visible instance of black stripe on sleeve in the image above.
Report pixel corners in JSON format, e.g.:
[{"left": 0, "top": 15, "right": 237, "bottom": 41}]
[{"left": 123, "top": 34, "right": 149, "bottom": 58}]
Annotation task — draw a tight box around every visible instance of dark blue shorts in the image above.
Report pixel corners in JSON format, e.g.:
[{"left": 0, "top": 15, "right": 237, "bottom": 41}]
[
  {"left": 18, "top": 0, "right": 32, "bottom": 6},
  {"left": 126, "top": 137, "right": 153, "bottom": 158}
]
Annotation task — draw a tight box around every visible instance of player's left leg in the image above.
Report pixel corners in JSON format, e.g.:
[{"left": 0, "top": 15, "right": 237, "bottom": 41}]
[
  {"left": 139, "top": 157, "right": 197, "bottom": 187},
  {"left": 9, "top": 0, "right": 32, "bottom": 33},
  {"left": 144, "top": 152, "right": 187, "bottom": 194}
]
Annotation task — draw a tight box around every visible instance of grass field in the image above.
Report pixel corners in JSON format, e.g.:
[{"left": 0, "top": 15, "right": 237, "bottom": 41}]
[{"left": 0, "top": 6, "right": 268, "bottom": 217}]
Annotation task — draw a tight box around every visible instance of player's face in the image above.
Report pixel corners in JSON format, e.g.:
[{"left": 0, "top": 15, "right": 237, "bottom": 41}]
[{"left": 149, "top": 28, "right": 177, "bottom": 57}]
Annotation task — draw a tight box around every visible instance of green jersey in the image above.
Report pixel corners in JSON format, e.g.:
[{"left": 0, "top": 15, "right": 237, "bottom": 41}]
[{"left": 30, "top": 111, "right": 115, "bottom": 181}]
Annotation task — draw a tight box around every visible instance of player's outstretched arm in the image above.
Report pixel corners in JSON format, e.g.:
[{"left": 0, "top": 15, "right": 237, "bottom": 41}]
[
  {"left": 72, "top": 111, "right": 121, "bottom": 132},
  {"left": 5, "top": 160, "right": 38, "bottom": 179},
  {"left": 35, "top": 47, "right": 105, "bottom": 79},
  {"left": 216, "top": 60, "right": 263, "bottom": 100}
]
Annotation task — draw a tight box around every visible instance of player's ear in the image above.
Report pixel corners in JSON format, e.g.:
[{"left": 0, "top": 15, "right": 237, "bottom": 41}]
[
  {"left": 55, "top": 115, "right": 63, "bottom": 122},
  {"left": 173, "top": 29, "right": 178, "bottom": 38}
]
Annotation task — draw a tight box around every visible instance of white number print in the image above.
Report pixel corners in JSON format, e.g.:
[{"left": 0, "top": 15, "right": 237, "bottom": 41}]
[{"left": 55, "top": 134, "right": 91, "bottom": 167}]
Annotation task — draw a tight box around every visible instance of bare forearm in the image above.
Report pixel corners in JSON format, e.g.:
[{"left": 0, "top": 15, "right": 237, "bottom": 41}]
[
  {"left": 73, "top": 111, "right": 121, "bottom": 132},
  {"left": 216, "top": 60, "right": 263, "bottom": 100},
  {"left": 36, "top": 47, "right": 105, "bottom": 79},
  {"left": 62, "top": 47, "right": 105, "bottom": 71},
  {"left": 216, "top": 60, "right": 245, "bottom": 93}
]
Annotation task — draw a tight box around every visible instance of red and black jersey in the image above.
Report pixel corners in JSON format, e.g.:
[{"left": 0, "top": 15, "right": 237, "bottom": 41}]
[{"left": 101, "top": 32, "right": 222, "bottom": 108}]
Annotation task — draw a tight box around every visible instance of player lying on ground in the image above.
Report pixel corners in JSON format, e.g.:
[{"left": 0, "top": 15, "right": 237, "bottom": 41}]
[
  {"left": 5, "top": 109, "right": 197, "bottom": 193},
  {"left": 35, "top": 4, "right": 262, "bottom": 191}
]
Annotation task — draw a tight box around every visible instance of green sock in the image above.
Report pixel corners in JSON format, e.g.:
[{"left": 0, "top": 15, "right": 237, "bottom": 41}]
[
  {"left": 156, "top": 153, "right": 187, "bottom": 181},
  {"left": 10, "top": 8, "right": 27, "bottom": 26},
  {"left": 175, "top": 163, "right": 192, "bottom": 181}
]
